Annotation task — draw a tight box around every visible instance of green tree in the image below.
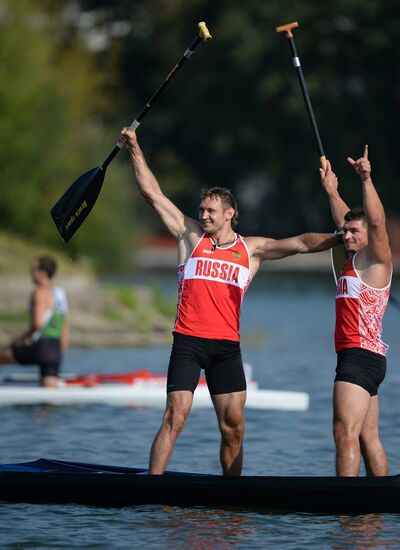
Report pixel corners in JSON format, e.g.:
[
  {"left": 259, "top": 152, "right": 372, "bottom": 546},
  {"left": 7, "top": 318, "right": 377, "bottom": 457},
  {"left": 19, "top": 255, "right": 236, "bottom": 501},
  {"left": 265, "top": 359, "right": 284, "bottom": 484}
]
[
  {"left": 79, "top": 0, "right": 400, "bottom": 236},
  {"left": 0, "top": 0, "right": 136, "bottom": 270}
]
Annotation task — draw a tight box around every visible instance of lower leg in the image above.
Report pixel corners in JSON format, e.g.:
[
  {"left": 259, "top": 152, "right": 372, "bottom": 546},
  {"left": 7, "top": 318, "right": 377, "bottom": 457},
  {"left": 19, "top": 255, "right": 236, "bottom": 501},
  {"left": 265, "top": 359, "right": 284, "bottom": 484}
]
[
  {"left": 360, "top": 396, "right": 389, "bottom": 476},
  {"left": 361, "top": 439, "right": 388, "bottom": 476},
  {"left": 148, "top": 391, "right": 192, "bottom": 475},
  {"left": 149, "top": 424, "right": 181, "bottom": 474},
  {"left": 335, "top": 432, "right": 361, "bottom": 476},
  {"left": 220, "top": 426, "right": 244, "bottom": 475},
  {"left": 333, "top": 382, "right": 371, "bottom": 477},
  {"left": 41, "top": 376, "right": 60, "bottom": 388},
  {"left": 212, "top": 391, "right": 246, "bottom": 476}
]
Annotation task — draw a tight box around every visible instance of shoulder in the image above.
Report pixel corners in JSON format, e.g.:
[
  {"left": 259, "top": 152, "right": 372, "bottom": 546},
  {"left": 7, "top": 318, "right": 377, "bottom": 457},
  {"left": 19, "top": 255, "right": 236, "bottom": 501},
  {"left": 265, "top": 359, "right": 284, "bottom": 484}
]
[
  {"left": 354, "top": 249, "right": 392, "bottom": 287},
  {"left": 31, "top": 286, "right": 51, "bottom": 306},
  {"left": 32, "top": 286, "right": 46, "bottom": 298},
  {"left": 243, "top": 236, "right": 275, "bottom": 257},
  {"left": 182, "top": 217, "right": 203, "bottom": 249},
  {"left": 184, "top": 216, "right": 202, "bottom": 237}
]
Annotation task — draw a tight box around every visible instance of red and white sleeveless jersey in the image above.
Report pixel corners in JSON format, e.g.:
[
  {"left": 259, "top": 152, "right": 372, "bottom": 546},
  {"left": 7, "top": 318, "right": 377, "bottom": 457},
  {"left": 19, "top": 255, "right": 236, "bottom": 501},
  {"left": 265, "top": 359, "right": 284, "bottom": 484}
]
[
  {"left": 335, "top": 253, "right": 391, "bottom": 355},
  {"left": 173, "top": 233, "right": 252, "bottom": 341}
]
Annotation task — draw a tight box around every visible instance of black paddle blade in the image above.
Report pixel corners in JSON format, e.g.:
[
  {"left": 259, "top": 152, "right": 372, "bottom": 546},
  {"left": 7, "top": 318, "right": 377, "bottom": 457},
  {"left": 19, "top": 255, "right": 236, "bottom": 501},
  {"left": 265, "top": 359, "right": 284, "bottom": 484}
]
[{"left": 51, "top": 166, "right": 105, "bottom": 242}]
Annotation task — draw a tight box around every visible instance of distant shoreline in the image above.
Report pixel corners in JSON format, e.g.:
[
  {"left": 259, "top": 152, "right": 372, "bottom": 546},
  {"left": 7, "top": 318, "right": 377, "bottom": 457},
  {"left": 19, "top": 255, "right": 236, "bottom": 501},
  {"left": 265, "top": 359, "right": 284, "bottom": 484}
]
[{"left": 0, "top": 274, "right": 173, "bottom": 348}]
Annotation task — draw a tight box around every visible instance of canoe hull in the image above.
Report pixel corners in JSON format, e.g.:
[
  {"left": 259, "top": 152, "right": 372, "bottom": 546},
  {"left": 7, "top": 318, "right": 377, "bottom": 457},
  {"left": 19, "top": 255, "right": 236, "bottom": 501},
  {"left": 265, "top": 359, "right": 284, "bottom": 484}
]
[
  {"left": 0, "top": 385, "right": 309, "bottom": 410},
  {"left": 0, "top": 459, "right": 399, "bottom": 513}
]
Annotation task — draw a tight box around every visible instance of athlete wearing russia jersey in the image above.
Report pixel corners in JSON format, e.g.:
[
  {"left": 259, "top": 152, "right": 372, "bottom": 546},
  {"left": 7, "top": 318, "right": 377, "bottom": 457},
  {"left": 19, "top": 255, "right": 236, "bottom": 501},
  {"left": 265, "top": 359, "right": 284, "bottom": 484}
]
[
  {"left": 174, "top": 233, "right": 251, "bottom": 341},
  {"left": 121, "top": 128, "right": 341, "bottom": 477},
  {"left": 321, "top": 145, "right": 392, "bottom": 478}
]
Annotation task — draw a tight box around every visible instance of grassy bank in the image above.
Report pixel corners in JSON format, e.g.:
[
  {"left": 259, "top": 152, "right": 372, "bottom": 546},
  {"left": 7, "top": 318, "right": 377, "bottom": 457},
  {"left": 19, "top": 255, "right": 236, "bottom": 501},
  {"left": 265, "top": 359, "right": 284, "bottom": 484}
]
[
  {"left": 0, "top": 232, "right": 93, "bottom": 276},
  {"left": 0, "top": 233, "right": 174, "bottom": 347}
]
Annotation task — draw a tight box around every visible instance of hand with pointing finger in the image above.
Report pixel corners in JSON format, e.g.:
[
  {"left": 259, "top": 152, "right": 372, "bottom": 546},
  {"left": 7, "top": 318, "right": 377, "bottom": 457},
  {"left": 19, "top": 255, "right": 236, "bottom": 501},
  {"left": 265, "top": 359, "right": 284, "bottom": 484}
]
[{"left": 347, "top": 144, "right": 371, "bottom": 181}]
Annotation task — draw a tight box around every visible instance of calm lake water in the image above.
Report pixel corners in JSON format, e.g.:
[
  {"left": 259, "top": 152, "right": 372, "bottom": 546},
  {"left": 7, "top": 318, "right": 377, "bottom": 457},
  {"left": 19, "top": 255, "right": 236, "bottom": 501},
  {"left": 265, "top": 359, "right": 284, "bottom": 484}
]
[{"left": 0, "top": 272, "right": 399, "bottom": 549}]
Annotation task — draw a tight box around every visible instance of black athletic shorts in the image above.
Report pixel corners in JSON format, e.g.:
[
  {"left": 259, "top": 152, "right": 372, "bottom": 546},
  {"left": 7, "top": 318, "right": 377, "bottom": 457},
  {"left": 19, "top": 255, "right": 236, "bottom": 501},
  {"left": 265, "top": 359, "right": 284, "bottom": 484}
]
[
  {"left": 12, "top": 338, "right": 62, "bottom": 378},
  {"left": 335, "top": 347, "right": 386, "bottom": 396},
  {"left": 167, "top": 332, "right": 247, "bottom": 395}
]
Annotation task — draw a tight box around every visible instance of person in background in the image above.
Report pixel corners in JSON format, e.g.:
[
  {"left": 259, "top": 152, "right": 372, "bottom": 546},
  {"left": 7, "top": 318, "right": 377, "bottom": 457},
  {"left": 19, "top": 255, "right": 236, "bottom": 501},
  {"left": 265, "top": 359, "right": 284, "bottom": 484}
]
[
  {"left": 0, "top": 256, "right": 69, "bottom": 387},
  {"left": 320, "top": 145, "right": 392, "bottom": 476}
]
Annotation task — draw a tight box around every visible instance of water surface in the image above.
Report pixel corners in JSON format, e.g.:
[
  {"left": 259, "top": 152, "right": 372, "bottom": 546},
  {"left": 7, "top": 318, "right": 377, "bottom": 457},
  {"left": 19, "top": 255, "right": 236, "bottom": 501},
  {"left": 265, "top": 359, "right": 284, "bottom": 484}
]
[{"left": 0, "top": 273, "right": 399, "bottom": 548}]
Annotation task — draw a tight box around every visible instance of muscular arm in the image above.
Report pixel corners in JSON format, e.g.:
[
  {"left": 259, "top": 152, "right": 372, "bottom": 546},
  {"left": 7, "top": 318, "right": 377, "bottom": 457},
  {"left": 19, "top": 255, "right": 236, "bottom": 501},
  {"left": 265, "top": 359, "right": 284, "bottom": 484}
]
[
  {"left": 247, "top": 232, "right": 341, "bottom": 275},
  {"left": 61, "top": 318, "right": 69, "bottom": 352},
  {"left": 320, "top": 160, "right": 350, "bottom": 229},
  {"left": 121, "top": 128, "right": 200, "bottom": 240},
  {"left": 348, "top": 145, "right": 391, "bottom": 266}
]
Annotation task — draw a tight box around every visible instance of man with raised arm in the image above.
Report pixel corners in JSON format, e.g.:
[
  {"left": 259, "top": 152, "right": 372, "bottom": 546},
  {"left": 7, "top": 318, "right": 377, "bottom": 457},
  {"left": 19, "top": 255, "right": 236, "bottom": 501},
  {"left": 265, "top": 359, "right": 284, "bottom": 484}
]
[
  {"left": 320, "top": 145, "right": 392, "bottom": 477},
  {"left": 121, "top": 128, "right": 341, "bottom": 476}
]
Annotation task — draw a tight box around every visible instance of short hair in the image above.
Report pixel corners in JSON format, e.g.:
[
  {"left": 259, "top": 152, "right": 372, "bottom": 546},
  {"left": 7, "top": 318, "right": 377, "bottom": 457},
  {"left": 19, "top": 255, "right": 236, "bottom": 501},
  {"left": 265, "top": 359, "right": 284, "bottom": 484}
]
[
  {"left": 344, "top": 207, "right": 367, "bottom": 224},
  {"left": 36, "top": 256, "right": 57, "bottom": 278},
  {"left": 200, "top": 187, "right": 239, "bottom": 228}
]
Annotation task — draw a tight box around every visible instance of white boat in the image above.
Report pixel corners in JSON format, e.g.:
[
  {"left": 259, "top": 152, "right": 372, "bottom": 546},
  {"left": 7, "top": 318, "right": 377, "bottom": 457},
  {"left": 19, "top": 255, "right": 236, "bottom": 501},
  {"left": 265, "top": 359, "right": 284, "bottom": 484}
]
[{"left": 0, "top": 367, "right": 309, "bottom": 411}]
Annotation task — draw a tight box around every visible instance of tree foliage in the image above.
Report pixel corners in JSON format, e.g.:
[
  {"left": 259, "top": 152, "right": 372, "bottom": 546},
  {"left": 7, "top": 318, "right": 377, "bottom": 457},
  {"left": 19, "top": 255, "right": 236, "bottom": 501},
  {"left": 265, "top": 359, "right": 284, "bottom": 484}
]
[
  {"left": 0, "top": 0, "right": 135, "bottom": 270},
  {"left": 1, "top": 0, "right": 399, "bottom": 271}
]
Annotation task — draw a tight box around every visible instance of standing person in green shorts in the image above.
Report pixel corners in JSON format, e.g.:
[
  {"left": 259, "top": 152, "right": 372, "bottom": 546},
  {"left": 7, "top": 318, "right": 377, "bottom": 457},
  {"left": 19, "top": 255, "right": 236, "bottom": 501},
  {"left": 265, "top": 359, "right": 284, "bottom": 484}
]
[{"left": 0, "top": 256, "right": 69, "bottom": 387}]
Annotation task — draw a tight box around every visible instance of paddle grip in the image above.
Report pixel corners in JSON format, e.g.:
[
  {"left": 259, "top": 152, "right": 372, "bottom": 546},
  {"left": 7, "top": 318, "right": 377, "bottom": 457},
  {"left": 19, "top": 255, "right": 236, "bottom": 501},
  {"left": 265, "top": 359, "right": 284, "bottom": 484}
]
[
  {"left": 278, "top": 21, "right": 326, "bottom": 161},
  {"left": 198, "top": 21, "right": 212, "bottom": 42},
  {"left": 276, "top": 21, "right": 299, "bottom": 38}
]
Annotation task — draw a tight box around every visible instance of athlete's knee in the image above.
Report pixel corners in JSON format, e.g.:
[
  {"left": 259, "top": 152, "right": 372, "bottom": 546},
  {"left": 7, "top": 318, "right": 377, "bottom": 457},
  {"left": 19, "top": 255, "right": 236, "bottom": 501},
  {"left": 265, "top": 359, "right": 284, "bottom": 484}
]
[
  {"left": 333, "top": 419, "right": 360, "bottom": 445},
  {"left": 220, "top": 417, "right": 245, "bottom": 444},
  {"left": 0, "top": 346, "right": 15, "bottom": 364},
  {"left": 162, "top": 404, "right": 190, "bottom": 435},
  {"left": 359, "top": 429, "right": 380, "bottom": 448}
]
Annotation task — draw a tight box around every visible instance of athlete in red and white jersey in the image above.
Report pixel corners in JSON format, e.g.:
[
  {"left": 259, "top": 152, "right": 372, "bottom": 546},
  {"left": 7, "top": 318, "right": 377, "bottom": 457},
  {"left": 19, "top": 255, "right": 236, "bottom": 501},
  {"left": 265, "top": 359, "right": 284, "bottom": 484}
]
[
  {"left": 174, "top": 233, "right": 251, "bottom": 341},
  {"left": 321, "top": 145, "right": 392, "bottom": 478},
  {"left": 121, "top": 128, "right": 341, "bottom": 477},
  {"left": 335, "top": 254, "right": 390, "bottom": 356}
]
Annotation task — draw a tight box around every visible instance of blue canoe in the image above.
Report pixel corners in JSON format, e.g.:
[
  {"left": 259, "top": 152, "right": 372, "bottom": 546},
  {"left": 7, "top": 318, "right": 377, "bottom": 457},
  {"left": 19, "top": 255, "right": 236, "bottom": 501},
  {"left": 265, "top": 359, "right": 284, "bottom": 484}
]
[{"left": 0, "top": 458, "right": 399, "bottom": 513}]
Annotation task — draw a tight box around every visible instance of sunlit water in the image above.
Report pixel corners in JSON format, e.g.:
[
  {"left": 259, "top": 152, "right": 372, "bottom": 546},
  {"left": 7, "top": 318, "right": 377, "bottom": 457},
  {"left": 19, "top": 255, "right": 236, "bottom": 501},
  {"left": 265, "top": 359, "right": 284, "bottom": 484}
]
[{"left": 0, "top": 273, "right": 399, "bottom": 549}]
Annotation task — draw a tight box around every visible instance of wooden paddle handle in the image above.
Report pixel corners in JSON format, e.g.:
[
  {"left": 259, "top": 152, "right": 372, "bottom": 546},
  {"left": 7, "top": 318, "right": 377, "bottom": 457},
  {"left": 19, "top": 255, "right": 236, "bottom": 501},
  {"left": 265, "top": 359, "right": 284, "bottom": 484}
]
[{"left": 276, "top": 21, "right": 299, "bottom": 38}]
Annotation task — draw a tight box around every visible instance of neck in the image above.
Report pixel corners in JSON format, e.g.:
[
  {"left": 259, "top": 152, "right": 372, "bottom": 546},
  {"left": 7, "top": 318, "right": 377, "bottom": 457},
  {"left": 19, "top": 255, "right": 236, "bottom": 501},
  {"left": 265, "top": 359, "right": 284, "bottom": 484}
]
[
  {"left": 210, "top": 232, "right": 236, "bottom": 249},
  {"left": 36, "top": 280, "right": 52, "bottom": 289}
]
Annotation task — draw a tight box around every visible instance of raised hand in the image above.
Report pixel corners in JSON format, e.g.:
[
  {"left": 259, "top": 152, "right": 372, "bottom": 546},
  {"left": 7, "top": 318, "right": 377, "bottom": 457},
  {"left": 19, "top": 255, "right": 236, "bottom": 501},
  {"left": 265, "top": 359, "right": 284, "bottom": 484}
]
[
  {"left": 347, "top": 144, "right": 371, "bottom": 181},
  {"left": 320, "top": 159, "right": 339, "bottom": 194}
]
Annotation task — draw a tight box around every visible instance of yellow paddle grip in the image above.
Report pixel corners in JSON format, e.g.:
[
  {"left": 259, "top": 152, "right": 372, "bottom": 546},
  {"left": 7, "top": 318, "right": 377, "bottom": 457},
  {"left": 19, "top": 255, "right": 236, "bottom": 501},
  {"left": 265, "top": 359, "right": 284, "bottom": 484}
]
[{"left": 198, "top": 21, "right": 212, "bottom": 42}]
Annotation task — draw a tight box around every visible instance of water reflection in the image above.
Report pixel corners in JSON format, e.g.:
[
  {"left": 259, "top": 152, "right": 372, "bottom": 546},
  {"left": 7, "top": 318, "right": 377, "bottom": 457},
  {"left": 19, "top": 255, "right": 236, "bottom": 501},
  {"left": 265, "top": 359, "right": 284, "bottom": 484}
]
[
  {"left": 332, "top": 514, "right": 383, "bottom": 548},
  {"left": 145, "top": 507, "right": 257, "bottom": 548}
]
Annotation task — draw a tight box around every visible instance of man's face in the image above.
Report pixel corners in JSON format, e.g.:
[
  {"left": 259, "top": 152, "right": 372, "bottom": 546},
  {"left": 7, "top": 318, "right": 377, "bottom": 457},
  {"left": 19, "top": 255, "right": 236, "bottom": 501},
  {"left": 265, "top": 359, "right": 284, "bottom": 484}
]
[
  {"left": 342, "top": 219, "right": 368, "bottom": 254},
  {"left": 31, "top": 261, "right": 48, "bottom": 284},
  {"left": 198, "top": 196, "right": 233, "bottom": 234}
]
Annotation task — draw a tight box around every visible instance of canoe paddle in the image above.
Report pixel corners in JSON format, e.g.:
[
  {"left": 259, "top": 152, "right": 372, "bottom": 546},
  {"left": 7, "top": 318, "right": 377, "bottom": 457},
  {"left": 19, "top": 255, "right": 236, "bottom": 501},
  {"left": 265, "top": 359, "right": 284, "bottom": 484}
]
[
  {"left": 276, "top": 21, "right": 327, "bottom": 171},
  {"left": 51, "top": 21, "right": 212, "bottom": 242},
  {"left": 277, "top": 21, "right": 348, "bottom": 282}
]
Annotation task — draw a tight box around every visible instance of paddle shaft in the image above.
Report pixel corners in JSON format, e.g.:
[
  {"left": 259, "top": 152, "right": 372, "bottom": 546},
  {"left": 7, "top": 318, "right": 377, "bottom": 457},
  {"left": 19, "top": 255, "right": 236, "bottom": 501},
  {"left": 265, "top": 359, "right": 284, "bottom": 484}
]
[
  {"left": 276, "top": 22, "right": 326, "bottom": 170},
  {"left": 102, "top": 22, "right": 211, "bottom": 170},
  {"left": 51, "top": 22, "right": 211, "bottom": 242}
]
